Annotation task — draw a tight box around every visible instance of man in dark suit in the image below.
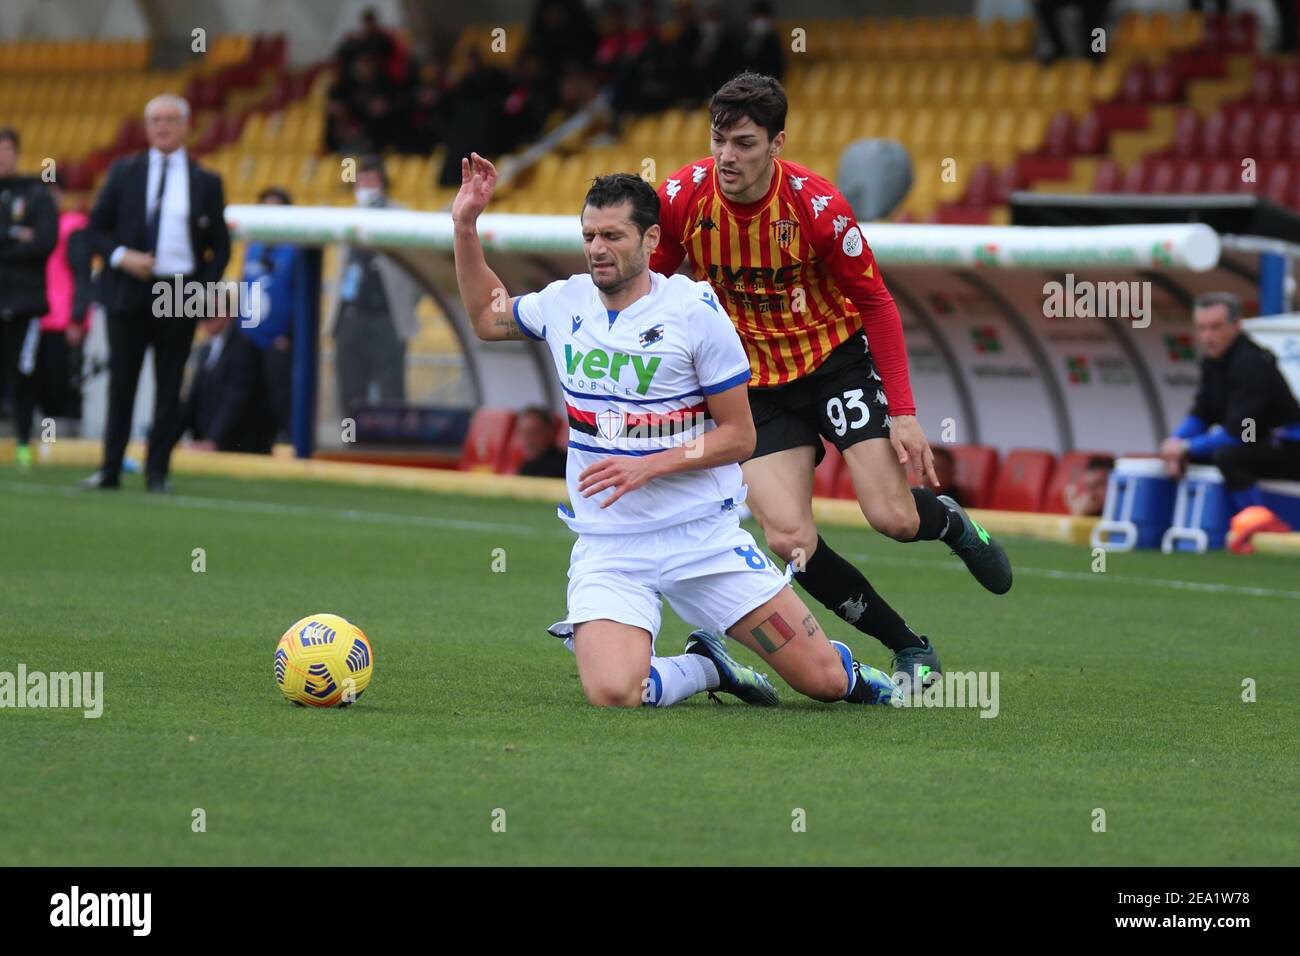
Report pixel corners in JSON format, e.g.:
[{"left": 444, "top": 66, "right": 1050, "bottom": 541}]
[
  {"left": 81, "top": 94, "right": 230, "bottom": 492},
  {"left": 182, "top": 311, "right": 276, "bottom": 455}
]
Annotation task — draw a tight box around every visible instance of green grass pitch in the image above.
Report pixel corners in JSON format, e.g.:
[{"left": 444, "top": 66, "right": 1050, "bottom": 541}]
[{"left": 1, "top": 466, "right": 1297, "bottom": 866}]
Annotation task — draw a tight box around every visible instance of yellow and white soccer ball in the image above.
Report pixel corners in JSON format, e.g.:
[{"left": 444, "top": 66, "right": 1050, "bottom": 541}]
[{"left": 275, "top": 613, "right": 374, "bottom": 707}]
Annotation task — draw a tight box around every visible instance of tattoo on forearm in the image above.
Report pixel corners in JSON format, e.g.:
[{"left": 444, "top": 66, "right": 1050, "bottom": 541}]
[
  {"left": 491, "top": 314, "right": 523, "bottom": 339},
  {"left": 801, "top": 613, "right": 818, "bottom": 637},
  {"left": 750, "top": 612, "right": 797, "bottom": 654}
]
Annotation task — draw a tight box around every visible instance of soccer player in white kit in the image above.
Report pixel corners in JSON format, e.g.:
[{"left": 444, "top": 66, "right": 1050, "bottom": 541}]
[{"left": 452, "top": 153, "right": 900, "bottom": 710}]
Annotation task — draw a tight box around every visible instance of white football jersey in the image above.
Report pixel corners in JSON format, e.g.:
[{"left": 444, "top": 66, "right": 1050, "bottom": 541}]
[{"left": 513, "top": 270, "right": 752, "bottom": 534}]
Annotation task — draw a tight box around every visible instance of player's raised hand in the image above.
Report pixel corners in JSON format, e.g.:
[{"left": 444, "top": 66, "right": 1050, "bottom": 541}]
[
  {"left": 890, "top": 414, "right": 940, "bottom": 488},
  {"left": 577, "top": 455, "right": 660, "bottom": 508},
  {"left": 451, "top": 151, "right": 498, "bottom": 226}
]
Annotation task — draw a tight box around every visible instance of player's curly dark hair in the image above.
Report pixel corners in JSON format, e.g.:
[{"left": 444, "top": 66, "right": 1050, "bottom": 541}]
[
  {"left": 709, "top": 72, "right": 787, "bottom": 142},
  {"left": 582, "top": 172, "right": 660, "bottom": 236}
]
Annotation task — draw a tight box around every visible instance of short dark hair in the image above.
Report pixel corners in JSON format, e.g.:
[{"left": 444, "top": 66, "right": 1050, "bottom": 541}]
[
  {"left": 1193, "top": 291, "right": 1242, "bottom": 323},
  {"left": 0, "top": 127, "right": 19, "bottom": 150},
  {"left": 357, "top": 154, "right": 388, "bottom": 189},
  {"left": 582, "top": 173, "right": 659, "bottom": 236},
  {"left": 257, "top": 185, "right": 293, "bottom": 204},
  {"left": 709, "top": 71, "right": 787, "bottom": 142},
  {"left": 519, "top": 405, "right": 553, "bottom": 428},
  {"left": 1084, "top": 455, "right": 1115, "bottom": 472}
]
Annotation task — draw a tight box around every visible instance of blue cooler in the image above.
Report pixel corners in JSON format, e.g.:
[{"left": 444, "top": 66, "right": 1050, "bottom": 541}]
[
  {"left": 1261, "top": 480, "right": 1300, "bottom": 529},
  {"left": 1161, "top": 465, "right": 1231, "bottom": 553},
  {"left": 1091, "top": 458, "right": 1177, "bottom": 551}
]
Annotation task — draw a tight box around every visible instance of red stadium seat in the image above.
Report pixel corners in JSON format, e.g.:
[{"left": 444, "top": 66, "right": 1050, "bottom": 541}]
[
  {"left": 1071, "top": 109, "right": 1105, "bottom": 154},
  {"left": 1092, "top": 159, "right": 1122, "bottom": 192},
  {"left": 988, "top": 449, "right": 1055, "bottom": 512},
  {"left": 813, "top": 440, "right": 843, "bottom": 499},
  {"left": 1285, "top": 115, "right": 1300, "bottom": 162},
  {"left": 1150, "top": 61, "right": 1184, "bottom": 103},
  {"left": 1204, "top": 159, "right": 1236, "bottom": 193},
  {"left": 1257, "top": 109, "right": 1286, "bottom": 159},
  {"left": 1041, "top": 111, "right": 1073, "bottom": 157},
  {"left": 1281, "top": 63, "right": 1300, "bottom": 106},
  {"left": 1146, "top": 158, "right": 1177, "bottom": 193},
  {"left": 459, "top": 408, "right": 516, "bottom": 472},
  {"left": 961, "top": 162, "right": 996, "bottom": 206},
  {"left": 1042, "top": 450, "right": 1111, "bottom": 515},
  {"left": 1247, "top": 60, "right": 1278, "bottom": 105},
  {"left": 992, "top": 163, "right": 1021, "bottom": 204},
  {"left": 1263, "top": 163, "right": 1293, "bottom": 205},
  {"left": 1116, "top": 61, "right": 1151, "bottom": 105},
  {"left": 948, "top": 444, "right": 999, "bottom": 508},
  {"left": 1175, "top": 158, "right": 1205, "bottom": 194},
  {"left": 1169, "top": 108, "right": 1199, "bottom": 158},
  {"left": 1200, "top": 109, "right": 1227, "bottom": 158},
  {"left": 1120, "top": 159, "right": 1149, "bottom": 193}
]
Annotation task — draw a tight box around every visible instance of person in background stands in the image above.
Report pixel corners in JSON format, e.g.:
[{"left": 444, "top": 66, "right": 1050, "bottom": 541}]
[
  {"left": 181, "top": 305, "right": 276, "bottom": 455},
  {"left": 328, "top": 155, "right": 421, "bottom": 419},
  {"left": 34, "top": 184, "right": 91, "bottom": 428},
  {"left": 81, "top": 93, "right": 230, "bottom": 492},
  {"left": 1063, "top": 455, "right": 1113, "bottom": 517},
  {"left": 240, "top": 186, "right": 301, "bottom": 441},
  {"left": 1160, "top": 292, "right": 1300, "bottom": 553},
  {"left": 0, "top": 126, "right": 59, "bottom": 469},
  {"left": 516, "top": 405, "right": 567, "bottom": 478}
]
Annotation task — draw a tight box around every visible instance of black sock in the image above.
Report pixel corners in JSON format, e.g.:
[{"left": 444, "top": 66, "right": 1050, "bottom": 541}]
[
  {"left": 791, "top": 536, "right": 924, "bottom": 652},
  {"left": 911, "top": 487, "right": 963, "bottom": 546}
]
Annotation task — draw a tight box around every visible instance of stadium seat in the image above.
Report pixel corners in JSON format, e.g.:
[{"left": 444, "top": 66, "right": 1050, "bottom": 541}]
[
  {"left": 1043, "top": 450, "right": 1112, "bottom": 515},
  {"left": 988, "top": 449, "right": 1055, "bottom": 512},
  {"left": 949, "top": 444, "right": 999, "bottom": 508},
  {"left": 813, "top": 440, "right": 843, "bottom": 499},
  {"left": 459, "top": 408, "right": 516, "bottom": 473},
  {"left": 1092, "top": 159, "right": 1122, "bottom": 192}
]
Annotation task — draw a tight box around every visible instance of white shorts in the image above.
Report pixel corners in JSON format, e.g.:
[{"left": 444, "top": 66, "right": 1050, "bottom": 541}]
[{"left": 547, "top": 508, "right": 791, "bottom": 653}]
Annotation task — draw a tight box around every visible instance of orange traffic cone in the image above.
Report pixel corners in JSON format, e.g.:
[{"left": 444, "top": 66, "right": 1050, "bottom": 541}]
[{"left": 1227, "top": 506, "right": 1291, "bottom": 554}]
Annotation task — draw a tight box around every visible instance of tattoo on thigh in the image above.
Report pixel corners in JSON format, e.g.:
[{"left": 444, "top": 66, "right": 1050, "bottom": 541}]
[
  {"left": 751, "top": 612, "right": 797, "bottom": 654},
  {"left": 801, "top": 613, "right": 819, "bottom": 636}
]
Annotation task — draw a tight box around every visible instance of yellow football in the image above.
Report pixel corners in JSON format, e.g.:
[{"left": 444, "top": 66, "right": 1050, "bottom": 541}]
[{"left": 275, "top": 613, "right": 373, "bottom": 707}]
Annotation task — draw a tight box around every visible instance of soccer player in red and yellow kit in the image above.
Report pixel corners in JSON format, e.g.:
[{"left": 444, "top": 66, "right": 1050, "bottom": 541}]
[{"left": 649, "top": 73, "right": 1013, "bottom": 691}]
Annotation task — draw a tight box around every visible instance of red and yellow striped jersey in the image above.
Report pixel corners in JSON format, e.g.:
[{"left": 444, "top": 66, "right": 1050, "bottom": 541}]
[{"left": 649, "top": 156, "right": 916, "bottom": 415}]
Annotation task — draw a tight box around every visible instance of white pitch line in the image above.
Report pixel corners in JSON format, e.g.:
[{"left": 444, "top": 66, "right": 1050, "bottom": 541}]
[
  {"left": 0, "top": 480, "right": 563, "bottom": 538},
  {"left": 844, "top": 551, "right": 1300, "bottom": 602},
  {"left": 5, "top": 480, "right": 1297, "bottom": 600}
]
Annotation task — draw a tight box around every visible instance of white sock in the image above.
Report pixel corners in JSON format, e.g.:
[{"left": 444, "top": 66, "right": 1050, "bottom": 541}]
[{"left": 646, "top": 653, "right": 720, "bottom": 707}]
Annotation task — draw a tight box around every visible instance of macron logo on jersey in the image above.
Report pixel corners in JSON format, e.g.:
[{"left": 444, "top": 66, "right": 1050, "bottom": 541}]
[
  {"left": 565, "top": 345, "right": 661, "bottom": 395},
  {"left": 572, "top": 315, "right": 583, "bottom": 333}
]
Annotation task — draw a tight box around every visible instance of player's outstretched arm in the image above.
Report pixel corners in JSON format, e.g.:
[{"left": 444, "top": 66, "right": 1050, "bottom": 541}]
[
  {"left": 451, "top": 152, "right": 525, "bottom": 341},
  {"left": 576, "top": 383, "right": 756, "bottom": 508}
]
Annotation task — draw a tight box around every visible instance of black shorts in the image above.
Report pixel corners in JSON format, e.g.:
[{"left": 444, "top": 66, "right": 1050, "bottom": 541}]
[{"left": 748, "top": 332, "right": 891, "bottom": 465}]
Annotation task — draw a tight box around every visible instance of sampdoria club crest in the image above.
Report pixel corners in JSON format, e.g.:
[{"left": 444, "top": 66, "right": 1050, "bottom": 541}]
[{"left": 596, "top": 408, "right": 624, "bottom": 441}]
